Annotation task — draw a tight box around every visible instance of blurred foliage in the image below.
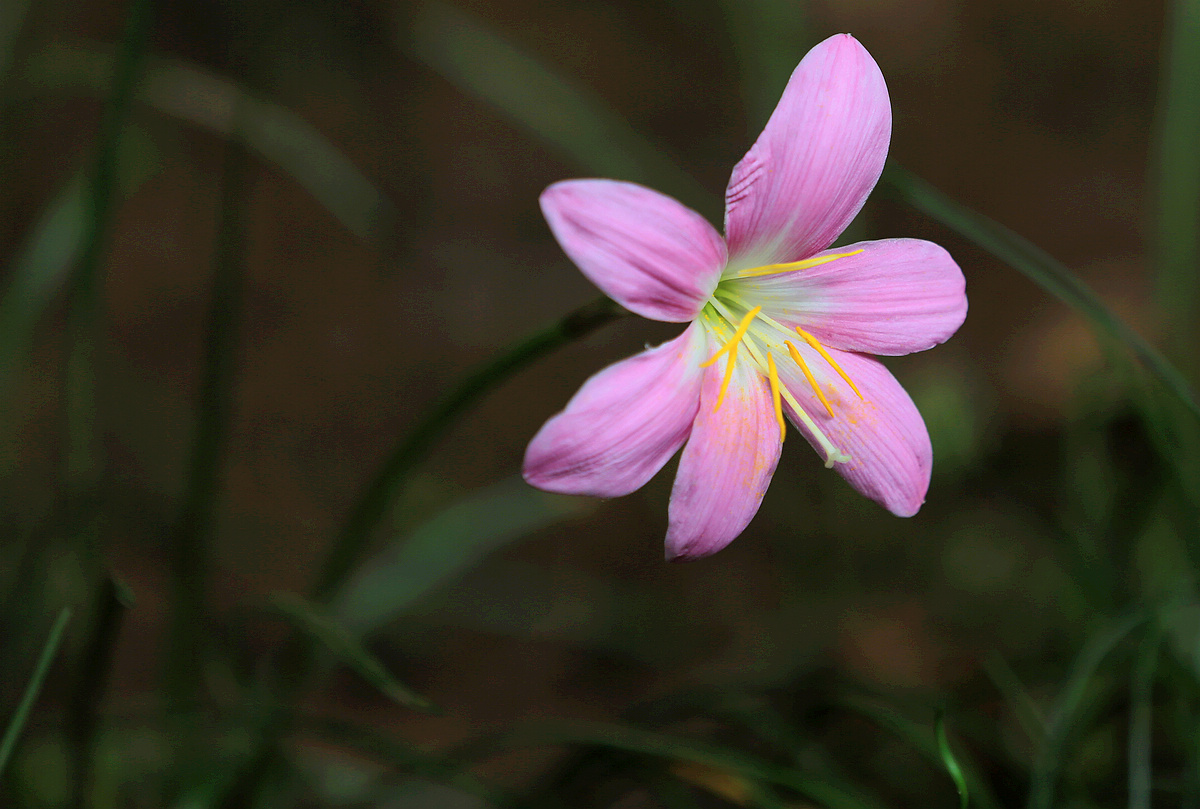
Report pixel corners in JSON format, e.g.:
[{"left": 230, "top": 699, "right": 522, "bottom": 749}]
[{"left": 1, "top": 0, "right": 1200, "bottom": 808}]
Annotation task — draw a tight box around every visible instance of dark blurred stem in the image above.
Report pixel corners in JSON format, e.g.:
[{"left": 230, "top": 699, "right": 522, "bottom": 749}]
[
  {"left": 0, "top": 608, "right": 72, "bottom": 778},
  {"left": 217, "top": 296, "right": 624, "bottom": 808},
  {"left": 64, "top": 0, "right": 153, "bottom": 500},
  {"left": 312, "top": 295, "right": 622, "bottom": 602},
  {"left": 0, "top": 0, "right": 31, "bottom": 88},
  {"left": 1152, "top": 0, "right": 1200, "bottom": 375},
  {"left": 68, "top": 576, "right": 131, "bottom": 809},
  {"left": 164, "top": 133, "right": 248, "bottom": 726}
]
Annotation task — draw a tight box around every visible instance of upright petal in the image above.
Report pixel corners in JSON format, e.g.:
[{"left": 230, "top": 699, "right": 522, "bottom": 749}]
[
  {"left": 541, "top": 180, "right": 727, "bottom": 322},
  {"left": 739, "top": 239, "right": 967, "bottom": 355},
  {"left": 524, "top": 324, "right": 705, "bottom": 498},
  {"left": 776, "top": 344, "right": 930, "bottom": 516},
  {"left": 666, "top": 356, "right": 783, "bottom": 560},
  {"left": 724, "top": 34, "right": 890, "bottom": 266}
]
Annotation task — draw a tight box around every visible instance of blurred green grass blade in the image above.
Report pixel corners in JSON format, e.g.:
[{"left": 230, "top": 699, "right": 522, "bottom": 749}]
[
  {"left": 489, "top": 720, "right": 889, "bottom": 809},
  {"left": 934, "top": 710, "right": 969, "bottom": 809},
  {"left": 1128, "top": 631, "right": 1161, "bottom": 809},
  {"left": 312, "top": 296, "right": 620, "bottom": 605},
  {"left": 301, "top": 715, "right": 507, "bottom": 806},
  {"left": 166, "top": 136, "right": 248, "bottom": 719},
  {"left": 406, "top": 1, "right": 713, "bottom": 215},
  {"left": 64, "top": 0, "right": 153, "bottom": 495},
  {"left": 841, "top": 698, "right": 1000, "bottom": 809},
  {"left": 714, "top": 0, "right": 809, "bottom": 133},
  {"left": 982, "top": 653, "right": 1047, "bottom": 746},
  {"left": 1029, "top": 611, "right": 1145, "bottom": 809},
  {"left": 269, "top": 592, "right": 436, "bottom": 713},
  {"left": 1152, "top": 0, "right": 1200, "bottom": 364},
  {"left": 68, "top": 577, "right": 131, "bottom": 809},
  {"left": 23, "top": 46, "right": 396, "bottom": 243},
  {"left": 882, "top": 163, "right": 1200, "bottom": 424},
  {"left": 0, "top": 607, "right": 71, "bottom": 778},
  {"left": 0, "top": 0, "right": 30, "bottom": 85},
  {"left": 0, "top": 129, "right": 158, "bottom": 426},
  {"left": 335, "top": 475, "right": 593, "bottom": 635},
  {"left": 0, "top": 174, "right": 87, "bottom": 381}
]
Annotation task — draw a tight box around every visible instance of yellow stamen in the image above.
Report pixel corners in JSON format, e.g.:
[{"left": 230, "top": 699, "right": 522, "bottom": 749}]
[
  {"left": 794, "top": 327, "right": 864, "bottom": 400},
  {"left": 699, "top": 305, "right": 761, "bottom": 368},
  {"left": 700, "top": 306, "right": 762, "bottom": 412},
  {"left": 733, "top": 249, "right": 863, "bottom": 279},
  {"left": 766, "top": 353, "right": 785, "bottom": 442},
  {"left": 784, "top": 340, "right": 834, "bottom": 418}
]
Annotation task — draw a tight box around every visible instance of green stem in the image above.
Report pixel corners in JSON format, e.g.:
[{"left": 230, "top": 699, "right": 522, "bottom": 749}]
[
  {"left": 64, "top": 0, "right": 154, "bottom": 494},
  {"left": 164, "top": 126, "right": 248, "bottom": 723},
  {"left": 217, "top": 296, "right": 624, "bottom": 808},
  {"left": 0, "top": 0, "right": 31, "bottom": 90},
  {"left": 1153, "top": 0, "right": 1200, "bottom": 372},
  {"left": 882, "top": 163, "right": 1200, "bottom": 424},
  {"left": 312, "top": 295, "right": 623, "bottom": 603},
  {"left": 68, "top": 577, "right": 131, "bottom": 809},
  {"left": 0, "top": 608, "right": 72, "bottom": 778}
]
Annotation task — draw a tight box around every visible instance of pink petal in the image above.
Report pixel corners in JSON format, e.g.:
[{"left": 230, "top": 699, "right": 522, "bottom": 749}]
[
  {"left": 738, "top": 239, "right": 967, "bottom": 356},
  {"left": 776, "top": 344, "right": 930, "bottom": 516},
  {"left": 724, "top": 34, "right": 890, "bottom": 265},
  {"left": 541, "top": 180, "right": 727, "bottom": 322},
  {"left": 523, "top": 324, "right": 705, "bottom": 497},
  {"left": 665, "top": 356, "right": 783, "bottom": 560}
]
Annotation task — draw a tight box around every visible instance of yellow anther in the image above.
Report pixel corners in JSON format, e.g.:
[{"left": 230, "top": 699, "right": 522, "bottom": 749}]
[
  {"left": 712, "top": 347, "right": 737, "bottom": 412},
  {"left": 733, "top": 249, "right": 863, "bottom": 279},
  {"left": 766, "top": 353, "right": 785, "bottom": 442},
  {"left": 701, "top": 306, "right": 762, "bottom": 412},
  {"left": 784, "top": 340, "right": 835, "bottom": 418},
  {"left": 793, "top": 327, "right": 864, "bottom": 400}
]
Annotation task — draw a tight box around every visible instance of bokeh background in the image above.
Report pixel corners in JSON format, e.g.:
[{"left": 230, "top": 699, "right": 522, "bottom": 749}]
[{"left": 1, "top": 0, "right": 1198, "bottom": 807}]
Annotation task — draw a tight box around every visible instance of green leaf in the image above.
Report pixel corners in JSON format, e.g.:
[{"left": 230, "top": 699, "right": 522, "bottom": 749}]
[
  {"left": 269, "top": 592, "right": 436, "bottom": 713},
  {"left": 934, "top": 710, "right": 969, "bottom": 809},
  {"left": 22, "top": 45, "right": 397, "bottom": 243},
  {"left": 1128, "top": 630, "right": 1161, "bottom": 809},
  {"left": 406, "top": 1, "right": 713, "bottom": 216},
  {"left": 0, "top": 173, "right": 87, "bottom": 382},
  {"left": 1028, "top": 611, "right": 1145, "bottom": 809},
  {"left": 714, "top": 0, "right": 810, "bottom": 134},
  {"left": 881, "top": 164, "right": 1200, "bottom": 426},
  {"left": 841, "top": 697, "right": 1001, "bottom": 809},
  {"left": 0, "top": 608, "right": 72, "bottom": 777},
  {"left": 478, "top": 719, "right": 889, "bottom": 809},
  {"left": 301, "top": 715, "right": 507, "bottom": 806},
  {"left": 1152, "top": 0, "right": 1200, "bottom": 365},
  {"left": 336, "top": 475, "right": 593, "bottom": 635},
  {"left": 0, "top": 0, "right": 30, "bottom": 86}
]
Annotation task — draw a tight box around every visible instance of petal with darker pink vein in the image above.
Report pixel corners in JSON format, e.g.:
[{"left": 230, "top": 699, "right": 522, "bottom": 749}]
[
  {"left": 666, "top": 359, "right": 782, "bottom": 560},
  {"left": 724, "top": 34, "right": 890, "bottom": 266},
  {"left": 777, "top": 344, "right": 931, "bottom": 516},
  {"left": 541, "top": 180, "right": 726, "bottom": 322},
  {"left": 523, "top": 324, "right": 705, "bottom": 498},
  {"left": 739, "top": 239, "right": 967, "bottom": 356}
]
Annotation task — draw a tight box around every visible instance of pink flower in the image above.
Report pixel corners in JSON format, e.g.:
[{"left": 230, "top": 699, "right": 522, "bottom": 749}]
[{"left": 523, "top": 34, "right": 967, "bottom": 560}]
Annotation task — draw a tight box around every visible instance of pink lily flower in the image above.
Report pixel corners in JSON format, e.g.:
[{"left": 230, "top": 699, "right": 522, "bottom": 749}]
[{"left": 523, "top": 34, "right": 967, "bottom": 560}]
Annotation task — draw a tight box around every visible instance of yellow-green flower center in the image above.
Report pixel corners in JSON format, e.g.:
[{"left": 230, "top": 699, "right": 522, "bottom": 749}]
[{"left": 698, "top": 249, "right": 865, "bottom": 467}]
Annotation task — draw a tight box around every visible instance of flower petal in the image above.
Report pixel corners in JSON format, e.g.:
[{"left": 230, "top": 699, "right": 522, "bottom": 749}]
[
  {"left": 524, "top": 324, "right": 704, "bottom": 497},
  {"left": 776, "top": 344, "right": 930, "bottom": 516},
  {"left": 739, "top": 239, "right": 967, "bottom": 355},
  {"left": 666, "top": 354, "right": 783, "bottom": 560},
  {"left": 541, "top": 180, "right": 727, "bottom": 322},
  {"left": 723, "top": 34, "right": 890, "bottom": 266}
]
